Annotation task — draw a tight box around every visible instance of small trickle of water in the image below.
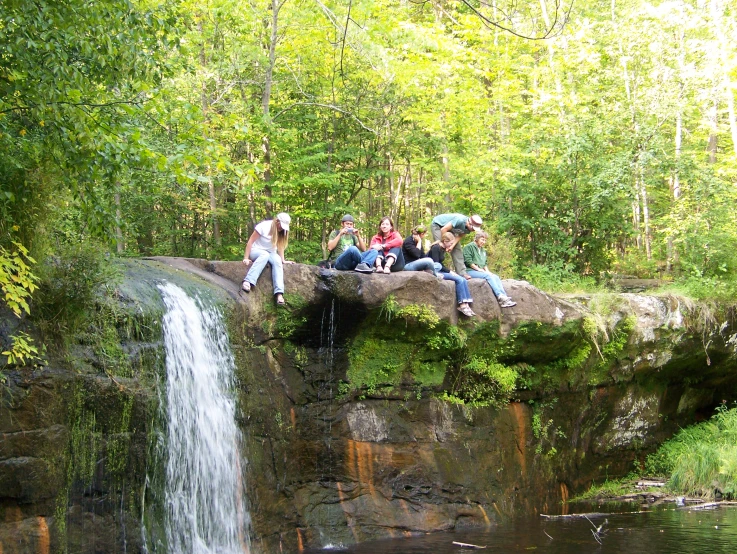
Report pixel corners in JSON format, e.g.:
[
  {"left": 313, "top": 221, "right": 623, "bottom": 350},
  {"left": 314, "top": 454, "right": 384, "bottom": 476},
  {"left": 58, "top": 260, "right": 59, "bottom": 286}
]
[{"left": 158, "top": 282, "right": 251, "bottom": 553}]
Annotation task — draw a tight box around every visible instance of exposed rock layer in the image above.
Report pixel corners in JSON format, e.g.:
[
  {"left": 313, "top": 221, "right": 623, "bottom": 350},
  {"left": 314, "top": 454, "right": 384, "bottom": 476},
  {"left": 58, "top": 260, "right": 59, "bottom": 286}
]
[{"left": 1, "top": 258, "right": 735, "bottom": 552}]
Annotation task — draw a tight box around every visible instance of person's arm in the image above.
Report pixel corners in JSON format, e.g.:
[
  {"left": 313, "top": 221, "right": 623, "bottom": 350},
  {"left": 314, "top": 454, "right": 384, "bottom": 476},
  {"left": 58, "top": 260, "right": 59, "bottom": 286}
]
[
  {"left": 383, "top": 231, "right": 403, "bottom": 250},
  {"left": 278, "top": 245, "right": 294, "bottom": 264},
  {"left": 352, "top": 229, "right": 366, "bottom": 251},
  {"left": 326, "top": 229, "right": 342, "bottom": 252},
  {"left": 439, "top": 222, "right": 454, "bottom": 237},
  {"left": 403, "top": 236, "right": 423, "bottom": 259},
  {"left": 369, "top": 235, "right": 383, "bottom": 250},
  {"left": 242, "top": 231, "right": 259, "bottom": 266}
]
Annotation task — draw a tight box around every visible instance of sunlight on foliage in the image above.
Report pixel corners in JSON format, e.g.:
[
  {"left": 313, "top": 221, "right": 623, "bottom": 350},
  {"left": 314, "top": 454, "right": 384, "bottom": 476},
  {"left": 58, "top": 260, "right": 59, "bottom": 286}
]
[{"left": 645, "top": 404, "right": 737, "bottom": 499}]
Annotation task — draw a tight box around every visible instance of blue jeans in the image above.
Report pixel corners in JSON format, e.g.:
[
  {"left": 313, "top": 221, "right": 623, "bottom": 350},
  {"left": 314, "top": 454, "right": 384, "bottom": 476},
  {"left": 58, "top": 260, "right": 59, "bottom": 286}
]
[
  {"left": 404, "top": 258, "right": 437, "bottom": 274},
  {"left": 334, "top": 246, "right": 378, "bottom": 270},
  {"left": 467, "top": 269, "right": 506, "bottom": 297},
  {"left": 442, "top": 272, "right": 473, "bottom": 305},
  {"left": 377, "top": 247, "right": 405, "bottom": 271},
  {"left": 244, "top": 246, "right": 284, "bottom": 294}
]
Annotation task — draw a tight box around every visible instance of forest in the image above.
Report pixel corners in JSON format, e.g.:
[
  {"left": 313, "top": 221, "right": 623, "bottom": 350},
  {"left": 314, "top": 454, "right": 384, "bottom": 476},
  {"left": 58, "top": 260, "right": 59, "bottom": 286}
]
[{"left": 2, "top": 0, "right": 737, "bottom": 350}]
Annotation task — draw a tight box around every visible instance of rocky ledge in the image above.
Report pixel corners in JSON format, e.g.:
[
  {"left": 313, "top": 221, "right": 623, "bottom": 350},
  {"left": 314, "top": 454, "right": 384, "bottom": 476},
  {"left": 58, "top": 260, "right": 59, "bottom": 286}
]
[
  {"left": 150, "top": 258, "right": 737, "bottom": 551},
  {"left": 2, "top": 258, "right": 736, "bottom": 553}
]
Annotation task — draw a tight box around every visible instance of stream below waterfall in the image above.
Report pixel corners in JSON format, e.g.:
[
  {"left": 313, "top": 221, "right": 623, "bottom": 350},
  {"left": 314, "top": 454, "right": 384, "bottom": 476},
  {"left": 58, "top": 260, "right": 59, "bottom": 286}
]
[{"left": 310, "top": 504, "right": 737, "bottom": 553}]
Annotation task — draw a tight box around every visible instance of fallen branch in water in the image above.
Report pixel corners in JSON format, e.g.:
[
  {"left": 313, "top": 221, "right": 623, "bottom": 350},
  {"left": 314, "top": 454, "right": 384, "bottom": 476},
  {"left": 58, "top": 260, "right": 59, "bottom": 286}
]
[
  {"left": 585, "top": 515, "right": 608, "bottom": 545},
  {"left": 636, "top": 479, "right": 666, "bottom": 488},
  {"left": 452, "top": 541, "right": 487, "bottom": 549},
  {"left": 684, "top": 501, "right": 737, "bottom": 510},
  {"left": 540, "top": 512, "right": 609, "bottom": 520}
]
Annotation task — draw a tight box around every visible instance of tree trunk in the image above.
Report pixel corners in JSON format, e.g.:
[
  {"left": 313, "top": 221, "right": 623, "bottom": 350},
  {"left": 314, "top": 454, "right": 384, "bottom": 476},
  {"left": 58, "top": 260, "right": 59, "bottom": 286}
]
[
  {"left": 710, "top": 0, "right": 737, "bottom": 156},
  {"left": 261, "top": 0, "right": 286, "bottom": 214},
  {"left": 114, "top": 187, "right": 124, "bottom": 254},
  {"left": 668, "top": 110, "right": 682, "bottom": 271},
  {"left": 708, "top": 95, "right": 718, "bottom": 163},
  {"left": 539, "top": 0, "right": 564, "bottom": 119},
  {"left": 632, "top": 200, "right": 641, "bottom": 250},
  {"left": 198, "top": 18, "right": 220, "bottom": 250},
  {"left": 639, "top": 168, "right": 651, "bottom": 260}
]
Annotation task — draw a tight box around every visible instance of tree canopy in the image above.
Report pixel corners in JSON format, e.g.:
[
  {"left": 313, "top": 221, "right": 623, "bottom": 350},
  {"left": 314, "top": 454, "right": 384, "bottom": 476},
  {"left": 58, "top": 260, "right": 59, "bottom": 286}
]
[{"left": 2, "top": 0, "right": 737, "bottom": 290}]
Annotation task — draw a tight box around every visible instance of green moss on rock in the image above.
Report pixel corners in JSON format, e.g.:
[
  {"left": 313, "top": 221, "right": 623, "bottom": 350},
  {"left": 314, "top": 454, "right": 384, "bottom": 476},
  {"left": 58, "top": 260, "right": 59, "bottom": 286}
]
[{"left": 344, "top": 297, "right": 460, "bottom": 395}]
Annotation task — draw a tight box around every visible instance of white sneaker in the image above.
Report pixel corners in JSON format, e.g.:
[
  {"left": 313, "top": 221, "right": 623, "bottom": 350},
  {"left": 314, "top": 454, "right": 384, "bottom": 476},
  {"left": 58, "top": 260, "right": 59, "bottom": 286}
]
[{"left": 498, "top": 295, "right": 516, "bottom": 308}]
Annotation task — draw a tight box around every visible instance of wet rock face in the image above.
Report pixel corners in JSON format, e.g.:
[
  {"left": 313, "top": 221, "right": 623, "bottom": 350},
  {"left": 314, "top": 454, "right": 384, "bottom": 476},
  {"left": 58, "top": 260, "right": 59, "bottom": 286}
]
[
  {"left": 2, "top": 258, "right": 737, "bottom": 553},
  {"left": 192, "top": 261, "right": 736, "bottom": 551}
]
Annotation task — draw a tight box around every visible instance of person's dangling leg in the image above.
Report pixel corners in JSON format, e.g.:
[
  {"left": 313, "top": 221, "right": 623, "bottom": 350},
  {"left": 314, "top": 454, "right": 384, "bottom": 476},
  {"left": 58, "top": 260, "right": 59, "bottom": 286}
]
[{"left": 268, "top": 252, "right": 284, "bottom": 295}]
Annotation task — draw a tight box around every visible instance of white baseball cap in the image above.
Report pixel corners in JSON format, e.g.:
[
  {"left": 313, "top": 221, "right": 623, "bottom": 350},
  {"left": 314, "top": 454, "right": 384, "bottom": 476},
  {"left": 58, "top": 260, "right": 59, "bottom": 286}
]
[
  {"left": 276, "top": 212, "right": 291, "bottom": 231},
  {"left": 469, "top": 214, "right": 483, "bottom": 231}
]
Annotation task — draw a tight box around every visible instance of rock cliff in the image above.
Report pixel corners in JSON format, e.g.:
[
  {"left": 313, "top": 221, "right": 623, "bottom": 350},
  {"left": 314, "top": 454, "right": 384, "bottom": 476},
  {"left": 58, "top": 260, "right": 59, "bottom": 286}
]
[{"left": 1, "top": 258, "right": 736, "bottom": 553}]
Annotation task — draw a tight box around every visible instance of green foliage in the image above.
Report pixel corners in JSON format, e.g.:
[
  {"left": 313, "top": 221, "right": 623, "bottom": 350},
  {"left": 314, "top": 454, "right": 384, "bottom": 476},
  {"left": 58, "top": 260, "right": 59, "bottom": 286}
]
[
  {"left": 483, "top": 228, "right": 518, "bottom": 279},
  {"left": 344, "top": 296, "right": 459, "bottom": 396},
  {"left": 0, "top": 239, "right": 44, "bottom": 370},
  {"left": 0, "top": 0, "right": 174, "bottom": 248},
  {"left": 658, "top": 276, "right": 737, "bottom": 302},
  {"left": 262, "top": 294, "right": 309, "bottom": 338},
  {"left": 347, "top": 336, "right": 415, "bottom": 396},
  {"left": 520, "top": 262, "right": 601, "bottom": 293},
  {"left": 600, "top": 317, "right": 635, "bottom": 360},
  {"left": 3, "top": 0, "right": 737, "bottom": 296},
  {"left": 0, "top": 240, "right": 38, "bottom": 317},
  {"left": 645, "top": 404, "right": 737, "bottom": 499},
  {"left": 33, "top": 243, "right": 121, "bottom": 342},
  {"left": 445, "top": 356, "right": 518, "bottom": 408},
  {"left": 573, "top": 473, "right": 642, "bottom": 501},
  {"left": 1, "top": 331, "right": 41, "bottom": 369},
  {"left": 530, "top": 398, "right": 566, "bottom": 457}
]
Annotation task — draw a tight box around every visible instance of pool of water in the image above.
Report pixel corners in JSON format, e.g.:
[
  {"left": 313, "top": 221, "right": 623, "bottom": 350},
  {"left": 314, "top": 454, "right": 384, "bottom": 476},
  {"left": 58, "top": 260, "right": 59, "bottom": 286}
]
[{"left": 308, "top": 503, "right": 737, "bottom": 553}]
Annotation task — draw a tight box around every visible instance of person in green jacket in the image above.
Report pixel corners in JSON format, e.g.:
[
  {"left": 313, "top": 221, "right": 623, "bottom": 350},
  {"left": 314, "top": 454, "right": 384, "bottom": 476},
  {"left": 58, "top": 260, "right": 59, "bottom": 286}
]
[{"left": 463, "top": 231, "right": 516, "bottom": 308}]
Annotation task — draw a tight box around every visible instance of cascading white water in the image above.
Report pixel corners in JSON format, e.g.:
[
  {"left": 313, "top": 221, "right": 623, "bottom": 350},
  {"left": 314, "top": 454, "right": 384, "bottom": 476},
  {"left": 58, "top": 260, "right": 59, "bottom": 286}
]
[{"left": 158, "top": 282, "right": 251, "bottom": 553}]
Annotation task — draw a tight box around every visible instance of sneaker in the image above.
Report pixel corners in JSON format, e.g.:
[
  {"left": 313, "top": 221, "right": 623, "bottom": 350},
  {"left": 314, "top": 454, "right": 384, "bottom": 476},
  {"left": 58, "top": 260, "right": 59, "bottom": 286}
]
[
  {"left": 241, "top": 280, "right": 251, "bottom": 293},
  {"left": 355, "top": 262, "right": 374, "bottom": 273},
  {"left": 498, "top": 295, "right": 516, "bottom": 308},
  {"left": 458, "top": 304, "right": 476, "bottom": 317}
]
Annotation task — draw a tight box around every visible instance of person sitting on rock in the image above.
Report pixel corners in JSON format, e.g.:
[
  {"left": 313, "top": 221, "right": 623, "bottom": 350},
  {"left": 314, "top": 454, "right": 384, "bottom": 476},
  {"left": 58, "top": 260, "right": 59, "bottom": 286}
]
[
  {"left": 241, "top": 212, "right": 293, "bottom": 305},
  {"left": 365, "top": 216, "right": 405, "bottom": 274},
  {"left": 401, "top": 225, "right": 442, "bottom": 276},
  {"left": 430, "top": 212, "right": 483, "bottom": 279},
  {"left": 463, "top": 231, "right": 516, "bottom": 308},
  {"left": 326, "top": 214, "right": 368, "bottom": 271},
  {"left": 429, "top": 232, "right": 476, "bottom": 317}
]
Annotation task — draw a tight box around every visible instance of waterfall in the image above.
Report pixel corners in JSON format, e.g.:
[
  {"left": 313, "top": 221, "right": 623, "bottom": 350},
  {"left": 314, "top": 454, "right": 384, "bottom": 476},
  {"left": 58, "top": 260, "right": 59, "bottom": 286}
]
[{"left": 156, "top": 282, "right": 250, "bottom": 553}]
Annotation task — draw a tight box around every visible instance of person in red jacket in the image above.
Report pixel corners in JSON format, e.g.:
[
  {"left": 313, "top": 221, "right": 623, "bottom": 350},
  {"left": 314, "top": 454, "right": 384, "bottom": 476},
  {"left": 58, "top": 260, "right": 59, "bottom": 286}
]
[{"left": 368, "top": 216, "right": 405, "bottom": 274}]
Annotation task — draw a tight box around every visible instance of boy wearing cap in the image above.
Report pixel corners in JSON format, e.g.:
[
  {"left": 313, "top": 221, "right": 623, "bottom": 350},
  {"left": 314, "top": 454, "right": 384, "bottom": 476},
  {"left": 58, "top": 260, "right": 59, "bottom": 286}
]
[
  {"left": 430, "top": 213, "right": 483, "bottom": 278},
  {"left": 327, "top": 214, "right": 369, "bottom": 271}
]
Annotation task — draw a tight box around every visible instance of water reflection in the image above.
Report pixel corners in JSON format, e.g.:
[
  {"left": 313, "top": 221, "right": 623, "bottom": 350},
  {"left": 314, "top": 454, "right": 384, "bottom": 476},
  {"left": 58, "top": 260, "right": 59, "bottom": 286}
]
[{"left": 308, "top": 505, "right": 737, "bottom": 553}]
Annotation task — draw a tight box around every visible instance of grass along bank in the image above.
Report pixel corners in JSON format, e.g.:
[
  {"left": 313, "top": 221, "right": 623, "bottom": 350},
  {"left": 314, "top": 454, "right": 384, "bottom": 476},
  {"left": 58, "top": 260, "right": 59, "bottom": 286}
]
[{"left": 577, "top": 404, "right": 737, "bottom": 502}]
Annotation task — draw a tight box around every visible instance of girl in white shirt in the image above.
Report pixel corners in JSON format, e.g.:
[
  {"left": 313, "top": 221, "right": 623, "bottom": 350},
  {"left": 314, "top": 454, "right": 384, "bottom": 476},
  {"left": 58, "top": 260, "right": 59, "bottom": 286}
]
[{"left": 241, "top": 212, "right": 293, "bottom": 305}]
